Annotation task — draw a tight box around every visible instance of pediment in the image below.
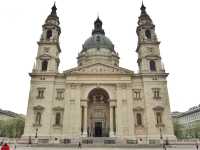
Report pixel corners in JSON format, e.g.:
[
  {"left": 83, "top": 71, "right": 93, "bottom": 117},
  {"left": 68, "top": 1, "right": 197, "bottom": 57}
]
[
  {"left": 64, "top": 63, "right": 134, "bottom": 75},
  {"left": 153, "top": 106, "right": 164, "bottom": 111},
  {"left": 52, "top": 106, "right": 64, "bottom": 111},
  {"left": 145, "top": 55, "right": 161, "bottom": 59},
  {"left": 133, "top": 106, "right": 144, "bottom": 111},
  {"left": 33, "top": 105, "right": 44, "bottom": 110},
  {"left": 38, "top": 54, "right": 51, "bottom": 60}
]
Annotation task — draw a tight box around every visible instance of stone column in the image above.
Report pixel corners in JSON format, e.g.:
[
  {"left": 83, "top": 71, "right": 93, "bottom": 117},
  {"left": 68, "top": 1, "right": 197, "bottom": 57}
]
[
  {"left": 83, "top": 106, "right": 87, "bottom": 137},
  {"left": 113, "top": 106, "right": 116, "bottom": 133},
  {"left": 81, "top": 106, "right": 84, "bottom": 134},
  {"left": 109, "top": 106, "right": 114, "bottom": 137}
]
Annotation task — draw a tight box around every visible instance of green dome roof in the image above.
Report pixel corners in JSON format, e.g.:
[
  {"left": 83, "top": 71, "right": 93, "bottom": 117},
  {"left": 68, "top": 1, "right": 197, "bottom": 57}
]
[
  {"left": 82, "top": 17, "right": 115, "bottom": 52},
  {"left": 82, "top": 34, "right": 114, "bottom": 51}
]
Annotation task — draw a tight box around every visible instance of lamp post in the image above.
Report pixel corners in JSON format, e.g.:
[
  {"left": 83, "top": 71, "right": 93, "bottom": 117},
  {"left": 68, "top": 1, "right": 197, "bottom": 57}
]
[
  {"left": 160, "top": 127, "right": 163, "bottom": 140},
  {"left": 160, "top": 127, "right": 166, "bottom": 150},
  {"left": 35, "top": 128, "right": 38, "bottom": 144},
  {"left": 35, "top": 128, "right": 38, "bottom": 138}
]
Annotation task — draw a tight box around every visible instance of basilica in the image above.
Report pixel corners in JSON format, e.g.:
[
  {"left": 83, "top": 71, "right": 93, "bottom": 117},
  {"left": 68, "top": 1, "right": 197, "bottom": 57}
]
[{"left": 23, "top": 3, "right": 175, "bottom": 144}]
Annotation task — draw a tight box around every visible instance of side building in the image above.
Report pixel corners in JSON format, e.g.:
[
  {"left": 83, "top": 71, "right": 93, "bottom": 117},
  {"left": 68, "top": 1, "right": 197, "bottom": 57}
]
[{"left": 172, "top": 105, "right": 200, "bottom": 139}]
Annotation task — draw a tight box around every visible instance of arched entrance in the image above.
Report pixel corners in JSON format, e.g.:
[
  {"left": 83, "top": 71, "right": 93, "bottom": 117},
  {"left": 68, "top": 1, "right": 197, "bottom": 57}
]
[{"left": 87, "top": 88, "right": 110, "bottom": 137}]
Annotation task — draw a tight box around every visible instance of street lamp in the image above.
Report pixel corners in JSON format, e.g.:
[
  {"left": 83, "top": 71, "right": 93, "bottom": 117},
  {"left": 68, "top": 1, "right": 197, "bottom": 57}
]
[
  {"left": 160, "top": 127, "right": 163, "bottom": 140},
  {"left": 35, "top": 128, "right": 38, "bottom": 138}
]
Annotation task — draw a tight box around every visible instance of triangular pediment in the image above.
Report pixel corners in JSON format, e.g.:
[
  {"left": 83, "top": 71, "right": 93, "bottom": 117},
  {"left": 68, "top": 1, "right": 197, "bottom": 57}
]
[
  {"left": 33, "top": 105, "right": 44, "bottom": 110},
  {"left": 38, "top": 54, "right": 51, "bottom": 60},
  {"left": 64, "top": 63, "right": 134, "bottom": 75}
]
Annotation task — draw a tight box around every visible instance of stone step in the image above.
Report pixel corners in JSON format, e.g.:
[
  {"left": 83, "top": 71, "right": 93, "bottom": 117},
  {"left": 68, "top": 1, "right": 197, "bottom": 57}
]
[{"left": 81, "top": 137, "right": 119, "bottom": 144}]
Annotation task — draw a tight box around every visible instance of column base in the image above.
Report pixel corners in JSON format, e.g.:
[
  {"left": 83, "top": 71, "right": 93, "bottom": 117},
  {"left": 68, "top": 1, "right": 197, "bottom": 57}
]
[
  {"left": 109, "top": 131, "right": 115, "bottom": 137},
  {"left": 35, "top": 138, "right": 38, "bottom": 144},
  {"left": 82, "top": 131, "right": 87, "bottom": 137}
]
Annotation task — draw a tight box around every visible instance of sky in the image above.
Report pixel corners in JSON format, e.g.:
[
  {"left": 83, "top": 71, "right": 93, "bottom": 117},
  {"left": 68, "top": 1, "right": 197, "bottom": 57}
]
[{"left": 0, "top": 0, "right": 200, "bottom": 114}]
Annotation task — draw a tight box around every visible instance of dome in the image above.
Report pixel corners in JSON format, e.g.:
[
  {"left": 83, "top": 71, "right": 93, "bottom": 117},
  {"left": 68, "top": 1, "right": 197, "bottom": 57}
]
[
  {"left": 82, "top": 34, "right": 114, "bottom": 51},
  {"left": 77, "top": 17, "right": 119, "bottom": 67}
]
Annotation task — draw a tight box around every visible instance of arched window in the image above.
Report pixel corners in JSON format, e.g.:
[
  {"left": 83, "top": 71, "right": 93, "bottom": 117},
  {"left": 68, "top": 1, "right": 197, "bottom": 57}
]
[
  {"left": 42, "top": 60, "right": 48, "bottom": 71},
  {"left": 55, "top": 112, "right": 61, "bottom": 125},
  {"left": 136, "top": 113, "right": 142, "bottom": 126},
  {"left": 36, "top": 112, "right": 41, "bottom": 125},
  {"left": 150, "top": 60, "right": 156, "bottom": 71},
  {"left": 145, "top": 30, "right": 151, "bottom": 39},
  {"left": 46, "top": 30, "right": 52, "bottom": 40}
]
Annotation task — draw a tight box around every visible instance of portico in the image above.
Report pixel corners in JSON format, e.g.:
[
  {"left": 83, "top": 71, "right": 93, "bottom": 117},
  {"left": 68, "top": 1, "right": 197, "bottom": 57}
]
[{"left": 81, "top": 88, "right": 116, "bottom": 137}]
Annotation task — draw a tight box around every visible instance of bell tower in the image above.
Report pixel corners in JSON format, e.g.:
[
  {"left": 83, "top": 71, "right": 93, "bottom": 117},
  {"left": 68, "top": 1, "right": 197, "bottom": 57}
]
[
  {"left": 136, "top": 3, "right": 165, "bottom": 73},
  {"left": 33, "top": 3, "right": 61, "bottom": 73}
]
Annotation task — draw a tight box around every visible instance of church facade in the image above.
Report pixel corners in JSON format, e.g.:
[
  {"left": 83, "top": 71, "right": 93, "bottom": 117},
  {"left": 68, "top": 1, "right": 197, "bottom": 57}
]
[{"left": 23, "top": 3, "right": 175, "bottom": 143}]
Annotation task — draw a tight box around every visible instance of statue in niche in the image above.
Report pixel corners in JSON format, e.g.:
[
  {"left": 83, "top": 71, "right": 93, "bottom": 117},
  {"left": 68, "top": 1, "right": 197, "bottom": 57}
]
[
  {"left": 100, "top": 95, "right": 104, "bottom": 101},
  {"left": 96, "top": 94, "right": 104, "bottom": 104},
  {"left": 91, "top": 93, "right": 105, "bottom": 104}
]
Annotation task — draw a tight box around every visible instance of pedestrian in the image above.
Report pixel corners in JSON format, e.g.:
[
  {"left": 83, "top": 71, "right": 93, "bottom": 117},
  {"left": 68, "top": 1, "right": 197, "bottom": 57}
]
[
  {"left": 165, "top": 138, "right": 169, "bottom": 145},
  {"left": 0, "top": 140, "right": 4, "bottom": 146},
  {"left": 78, "top": 141, "right": 82, "bottom": 148},
  {"left": 13, "top": 144, "right": 16, "bottom": 150},
  {"left": 28, "top": 136, "right": 32, "bottom": 145},
  {"left": 163, "top": 143, "right": 166, "bottom": 150},
  {"left": 196, "top": 142, "right": 199, "bottom": 150},
  {"left": 1, "top": 143, "right": 10, "bottom": 150},
  {"left": 13, "top": 139, "right": 17, "bottom": 150}
]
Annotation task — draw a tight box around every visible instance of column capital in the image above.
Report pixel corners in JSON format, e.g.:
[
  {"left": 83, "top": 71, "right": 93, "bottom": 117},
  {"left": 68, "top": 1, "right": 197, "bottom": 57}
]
[
  {"left": 110, "top": 100, "right": 117, "bottom": 107},
  {"left": 109, "top": 99, "right": 117, "bottom": 102},
  {"left": 80, "top": 105, "right": 88, "bottom": 108},
  {"left": 80, "top": 99, "right": 88, "bottom": 107}
]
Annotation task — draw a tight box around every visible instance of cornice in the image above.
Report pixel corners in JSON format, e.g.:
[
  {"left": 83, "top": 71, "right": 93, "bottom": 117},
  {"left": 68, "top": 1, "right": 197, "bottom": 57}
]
[
  {"left": 37, "top": 41, "right": 61, "bottom": 52},
  {"left": 136, "top": 41, "right": 160, "bottom": 52},
  {"left": 134, "top": 72, "right": 169, "bottom": 77},
  {"left": 29, "top": 72, "right": 64, "bottom": 77}
]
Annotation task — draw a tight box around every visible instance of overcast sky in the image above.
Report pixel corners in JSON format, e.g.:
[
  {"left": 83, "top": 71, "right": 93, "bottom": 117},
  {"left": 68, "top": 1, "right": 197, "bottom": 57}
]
[{"left": 0, "top": 0, "right": 200, "bottom": 114}]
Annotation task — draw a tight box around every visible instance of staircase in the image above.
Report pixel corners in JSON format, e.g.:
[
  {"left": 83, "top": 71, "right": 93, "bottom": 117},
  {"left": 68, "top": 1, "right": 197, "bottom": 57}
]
[{"left": 82, "top": 137, "right": 118, "bottom": 145}]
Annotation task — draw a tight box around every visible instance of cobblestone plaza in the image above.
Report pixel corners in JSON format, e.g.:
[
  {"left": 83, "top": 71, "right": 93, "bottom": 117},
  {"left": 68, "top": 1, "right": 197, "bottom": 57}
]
[{"left": 7, "top": 144, "right": 199, "bottom": 150}]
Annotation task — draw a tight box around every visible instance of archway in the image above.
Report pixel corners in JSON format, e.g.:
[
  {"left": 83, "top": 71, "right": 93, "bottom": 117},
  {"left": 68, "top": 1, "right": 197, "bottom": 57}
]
[{"left": 87, "top": 88, "right": 110, "bottom": 137}]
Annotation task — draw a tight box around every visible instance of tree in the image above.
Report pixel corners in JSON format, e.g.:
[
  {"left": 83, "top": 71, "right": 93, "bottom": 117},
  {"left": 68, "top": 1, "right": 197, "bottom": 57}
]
[
  {"left": 173, "top": 122, "right": 183, "bottom": 139},
  {"left": 0, "top": 117, "right": 25, "bottom": 138},
  {"left": 192, "top": 120, "right": 200, "bottom": 138}
]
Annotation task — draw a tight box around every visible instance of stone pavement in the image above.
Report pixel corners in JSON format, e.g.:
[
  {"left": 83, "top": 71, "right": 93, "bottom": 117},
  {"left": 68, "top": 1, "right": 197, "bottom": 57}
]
[{"left": 6, "top": 144, "right": 199, "bottom": 150}]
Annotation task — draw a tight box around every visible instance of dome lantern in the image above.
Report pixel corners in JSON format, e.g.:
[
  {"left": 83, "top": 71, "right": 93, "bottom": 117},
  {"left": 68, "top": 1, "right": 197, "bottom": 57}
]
[{"left": 92, "top": 17, "right": 105, "bottom": 35}]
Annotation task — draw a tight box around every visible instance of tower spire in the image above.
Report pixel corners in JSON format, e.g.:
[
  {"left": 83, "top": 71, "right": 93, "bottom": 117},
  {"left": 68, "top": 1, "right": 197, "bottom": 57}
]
[
  {"left": 51, "top": 2, "right": 57, "bottom": 16},
  {"left": 42, "top": 2, "right": 61, "bottom": 41},
  {"left": 45, "top": 2, "right": 59, "bottom": 23},
  {"left": 137, "top": 2, "right": 153, "bottom": 26},
  {"left": 140, "top": 1, "right": 147, "bottom": 15}
]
